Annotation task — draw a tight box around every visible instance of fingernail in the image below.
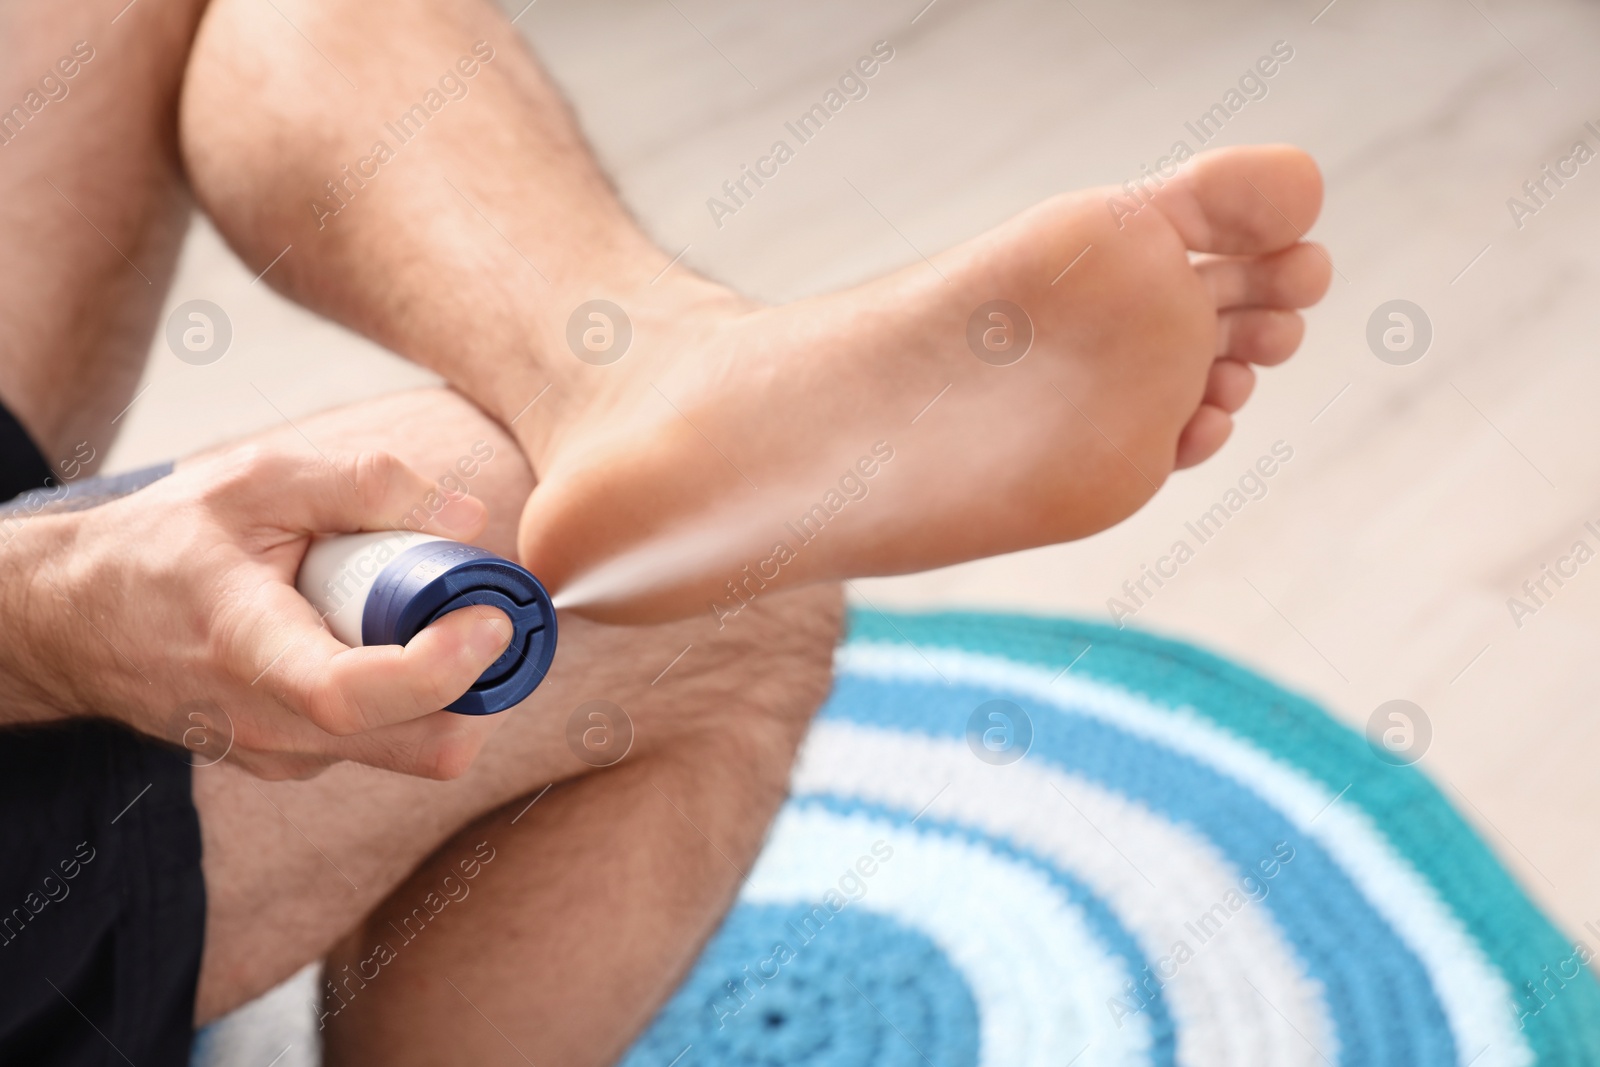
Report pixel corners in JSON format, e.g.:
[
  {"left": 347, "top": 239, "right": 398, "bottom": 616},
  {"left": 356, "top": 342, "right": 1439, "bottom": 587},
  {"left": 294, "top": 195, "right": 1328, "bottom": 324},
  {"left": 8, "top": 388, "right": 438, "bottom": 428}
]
[{"left": 470, "top": 616, "right": 513, "bottom": 661}]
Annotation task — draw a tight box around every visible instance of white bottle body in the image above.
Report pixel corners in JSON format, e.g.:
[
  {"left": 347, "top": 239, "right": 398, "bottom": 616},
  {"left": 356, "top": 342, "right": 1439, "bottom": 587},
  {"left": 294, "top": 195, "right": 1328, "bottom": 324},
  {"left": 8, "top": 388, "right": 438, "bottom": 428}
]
[{"left": 296, "top": 532, "right": 449, "bottom": 646}]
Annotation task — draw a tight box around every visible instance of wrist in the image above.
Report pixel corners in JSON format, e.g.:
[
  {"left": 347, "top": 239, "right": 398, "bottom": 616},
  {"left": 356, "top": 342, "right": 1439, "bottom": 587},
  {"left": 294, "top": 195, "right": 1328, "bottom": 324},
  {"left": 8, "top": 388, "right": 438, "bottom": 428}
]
[
  {"left": 0, "top": 512, "right": 89, "bottom": 724},
  {"left": 507, "top": 269, "right": 756, "bottom": 473}
]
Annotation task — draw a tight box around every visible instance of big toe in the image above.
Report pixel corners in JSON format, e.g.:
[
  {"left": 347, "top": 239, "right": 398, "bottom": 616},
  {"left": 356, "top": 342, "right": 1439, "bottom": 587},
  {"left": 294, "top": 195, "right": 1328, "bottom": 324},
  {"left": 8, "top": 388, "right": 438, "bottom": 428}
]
[{"left": 1155, "top": 144, "right": 1324, "bottom": 256}]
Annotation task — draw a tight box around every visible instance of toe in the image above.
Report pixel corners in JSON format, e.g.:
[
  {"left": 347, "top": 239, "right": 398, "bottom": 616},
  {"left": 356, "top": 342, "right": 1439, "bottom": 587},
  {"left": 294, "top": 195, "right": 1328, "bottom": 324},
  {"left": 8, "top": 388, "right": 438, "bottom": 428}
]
[
  {"left": 1199, "top": 242, "right": 1332, "bottom": 309},
  {"left": 1204, "top": 359, "right": 1256, "bottom": 413},
  {"left": 1153, "top": 144, "right": 1324, "bottom": 255},
  {"left": 1175, "top": 404, "right": 1234, "bottom": 468},
  {"left": 1217, "top": 308, "right": 1305, "bottom": 365}
]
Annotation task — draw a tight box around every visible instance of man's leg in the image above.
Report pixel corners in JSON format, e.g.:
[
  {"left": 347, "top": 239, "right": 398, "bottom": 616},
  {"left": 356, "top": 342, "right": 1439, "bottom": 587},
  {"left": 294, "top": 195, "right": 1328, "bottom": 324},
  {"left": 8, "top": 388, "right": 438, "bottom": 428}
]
[
  {"left": 0, "top": 0, "right": 208, "bottom": 471},
  {"left": 180, "top": 0, "right": 1329, "bottom": 624},
  {"left": 177, "top": 0, "right": 718, "bottom": 467},
  {"left": 193, "top": 387, "right": 843, "bottom": 1066}
]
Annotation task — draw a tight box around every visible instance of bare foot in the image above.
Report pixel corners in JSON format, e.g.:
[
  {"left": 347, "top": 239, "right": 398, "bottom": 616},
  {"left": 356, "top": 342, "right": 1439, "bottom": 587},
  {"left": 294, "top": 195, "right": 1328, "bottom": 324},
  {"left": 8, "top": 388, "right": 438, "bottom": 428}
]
[{"left": 517, "top": 144, "right": 1330, "bottom": 623}]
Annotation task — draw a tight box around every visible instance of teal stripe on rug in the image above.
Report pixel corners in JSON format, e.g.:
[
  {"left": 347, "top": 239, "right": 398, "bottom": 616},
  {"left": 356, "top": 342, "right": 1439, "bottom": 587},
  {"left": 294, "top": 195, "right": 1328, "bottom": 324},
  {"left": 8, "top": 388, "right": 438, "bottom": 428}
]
[{"left": 843, "top": 609, "right": 1600, "bottom": 1066}]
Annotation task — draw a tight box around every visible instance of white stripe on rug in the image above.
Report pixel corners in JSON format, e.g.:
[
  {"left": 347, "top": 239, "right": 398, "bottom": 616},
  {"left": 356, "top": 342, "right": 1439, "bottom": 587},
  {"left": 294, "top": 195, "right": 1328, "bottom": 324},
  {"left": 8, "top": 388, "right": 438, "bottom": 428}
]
[
  {"left": 791, "top": 724, "right": 1333, "bottom": 1067},
  {"left": 835, "top": 643, "right": 1530, "bottom": 1067},
  {"left": 744, "top": 804, "right": 1154, "bottom": 1067}
]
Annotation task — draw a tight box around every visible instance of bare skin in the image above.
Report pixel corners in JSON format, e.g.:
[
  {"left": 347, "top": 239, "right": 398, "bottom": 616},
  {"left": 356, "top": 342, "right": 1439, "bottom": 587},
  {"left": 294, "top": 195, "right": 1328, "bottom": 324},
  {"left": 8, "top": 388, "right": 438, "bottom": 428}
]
[
  {"left": 2, "top": 3, "right": 1327, "bottom": 1064},
  {"left": 0, "top": 0, "right": 518, "bottom": 783},
  {"left": 180, "top": 0, "right": 1331, "bottom": 623},
  {"left": 0, "top": 0, "right": 208, "bottom": 472},
  {"left": 194, "top": 388, "right": 842, "bottom": 1067},
  {"left": 516, "top": 151, "right": 1329, "bottom": 619},
  {"left": 3, "top": 4, "right": 840, "bottom": 1065}
]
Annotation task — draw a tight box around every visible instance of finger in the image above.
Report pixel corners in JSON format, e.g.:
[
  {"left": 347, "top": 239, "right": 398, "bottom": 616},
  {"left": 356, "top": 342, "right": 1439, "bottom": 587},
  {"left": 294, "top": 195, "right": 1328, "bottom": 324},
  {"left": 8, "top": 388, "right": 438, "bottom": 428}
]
[
  {"left": 221, "top": 669, "right": 503, "bottom": 780},
  {"left": 1175, "top": 404, "right": 1234, "bottom": 469},
  {"left": 225, "top": 749, "right": 339, "bottom": 781},
  {"left": 1204, "top": 359, "right": 1256, "bottom": 414},
  {"left": 223, "top": 701, "right": 496, "bottom": 780},
  {"left": 1217, "top": 308, "right": 1305, "bottom": 365},
  {"left": 241, "top": 578, "right": 511, "bottom": 735},
  {"left": 1198, "top": 242, "right": 1333, "bottom": 310},
  {"left": 223, "top": 446, "right": 487, "bottom": 540},
  {"left": 319, "top": 707, "right": 504, "bottom": 780},
  {"left": 317, "top": 605, "right": 514, "bottom": 733},
  {"left": 226, "top": 574, "right": 369, "bottom": 722}
]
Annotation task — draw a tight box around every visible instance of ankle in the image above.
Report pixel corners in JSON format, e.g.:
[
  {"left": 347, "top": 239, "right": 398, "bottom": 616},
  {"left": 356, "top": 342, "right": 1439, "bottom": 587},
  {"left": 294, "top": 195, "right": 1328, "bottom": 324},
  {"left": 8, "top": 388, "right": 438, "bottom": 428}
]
[{"left": 510, "top": 269, "right": 755, "bottom": 472}]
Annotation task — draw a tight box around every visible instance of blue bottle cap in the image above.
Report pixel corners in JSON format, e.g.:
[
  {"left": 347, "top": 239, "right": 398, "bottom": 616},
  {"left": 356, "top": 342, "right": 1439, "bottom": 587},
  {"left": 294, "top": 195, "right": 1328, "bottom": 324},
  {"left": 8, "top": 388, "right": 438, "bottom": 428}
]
[{"left": 362, "top": 540, "right": 557, "bottom": 715}]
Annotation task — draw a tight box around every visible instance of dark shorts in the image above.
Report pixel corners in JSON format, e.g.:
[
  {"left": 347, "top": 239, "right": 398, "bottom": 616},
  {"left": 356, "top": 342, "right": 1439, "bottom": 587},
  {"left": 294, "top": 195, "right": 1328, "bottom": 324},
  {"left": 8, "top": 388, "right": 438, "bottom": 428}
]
[
  {"left": 0, "top": 397, "right": 52, "bottom": 504},
  {"left": 0, "top": 400, "right": 204, "bottom": 1067}
]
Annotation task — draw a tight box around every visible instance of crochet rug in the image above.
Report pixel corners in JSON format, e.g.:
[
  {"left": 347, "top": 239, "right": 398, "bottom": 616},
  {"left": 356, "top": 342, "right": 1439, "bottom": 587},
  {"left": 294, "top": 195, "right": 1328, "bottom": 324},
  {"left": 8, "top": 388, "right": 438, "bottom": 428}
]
[{"left": 616, "top": 611, "right": 1600, "bottom": 1067}]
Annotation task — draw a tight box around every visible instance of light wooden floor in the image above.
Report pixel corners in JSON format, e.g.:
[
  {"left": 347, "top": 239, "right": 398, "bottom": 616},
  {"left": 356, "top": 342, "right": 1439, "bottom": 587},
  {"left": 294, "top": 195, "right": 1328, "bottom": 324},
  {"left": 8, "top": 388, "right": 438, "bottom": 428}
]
[{"left": 110, "top": 0, "right": 1600, "bottom": 939}]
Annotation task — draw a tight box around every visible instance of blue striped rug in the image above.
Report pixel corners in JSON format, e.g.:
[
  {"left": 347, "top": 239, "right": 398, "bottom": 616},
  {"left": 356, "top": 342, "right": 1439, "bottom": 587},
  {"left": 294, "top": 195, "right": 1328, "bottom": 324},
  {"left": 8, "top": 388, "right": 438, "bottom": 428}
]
[{"left": 619, "top": 611, "right": 1600, "bottom": 1067}]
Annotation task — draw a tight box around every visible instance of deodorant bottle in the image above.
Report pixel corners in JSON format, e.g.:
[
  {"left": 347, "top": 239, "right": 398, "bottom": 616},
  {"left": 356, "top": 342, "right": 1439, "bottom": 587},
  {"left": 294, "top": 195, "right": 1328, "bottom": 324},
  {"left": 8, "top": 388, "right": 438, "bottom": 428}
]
[{"left": 297, "top": 532, "right": 557, "bottom": 715}]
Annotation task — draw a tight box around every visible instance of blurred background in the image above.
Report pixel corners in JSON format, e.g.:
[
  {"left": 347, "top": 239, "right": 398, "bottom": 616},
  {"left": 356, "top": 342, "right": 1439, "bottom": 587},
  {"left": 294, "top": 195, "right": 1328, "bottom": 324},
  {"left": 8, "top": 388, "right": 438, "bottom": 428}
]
[{"left": 111, "top": 0, "right": 1600, "bottom": 940}]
